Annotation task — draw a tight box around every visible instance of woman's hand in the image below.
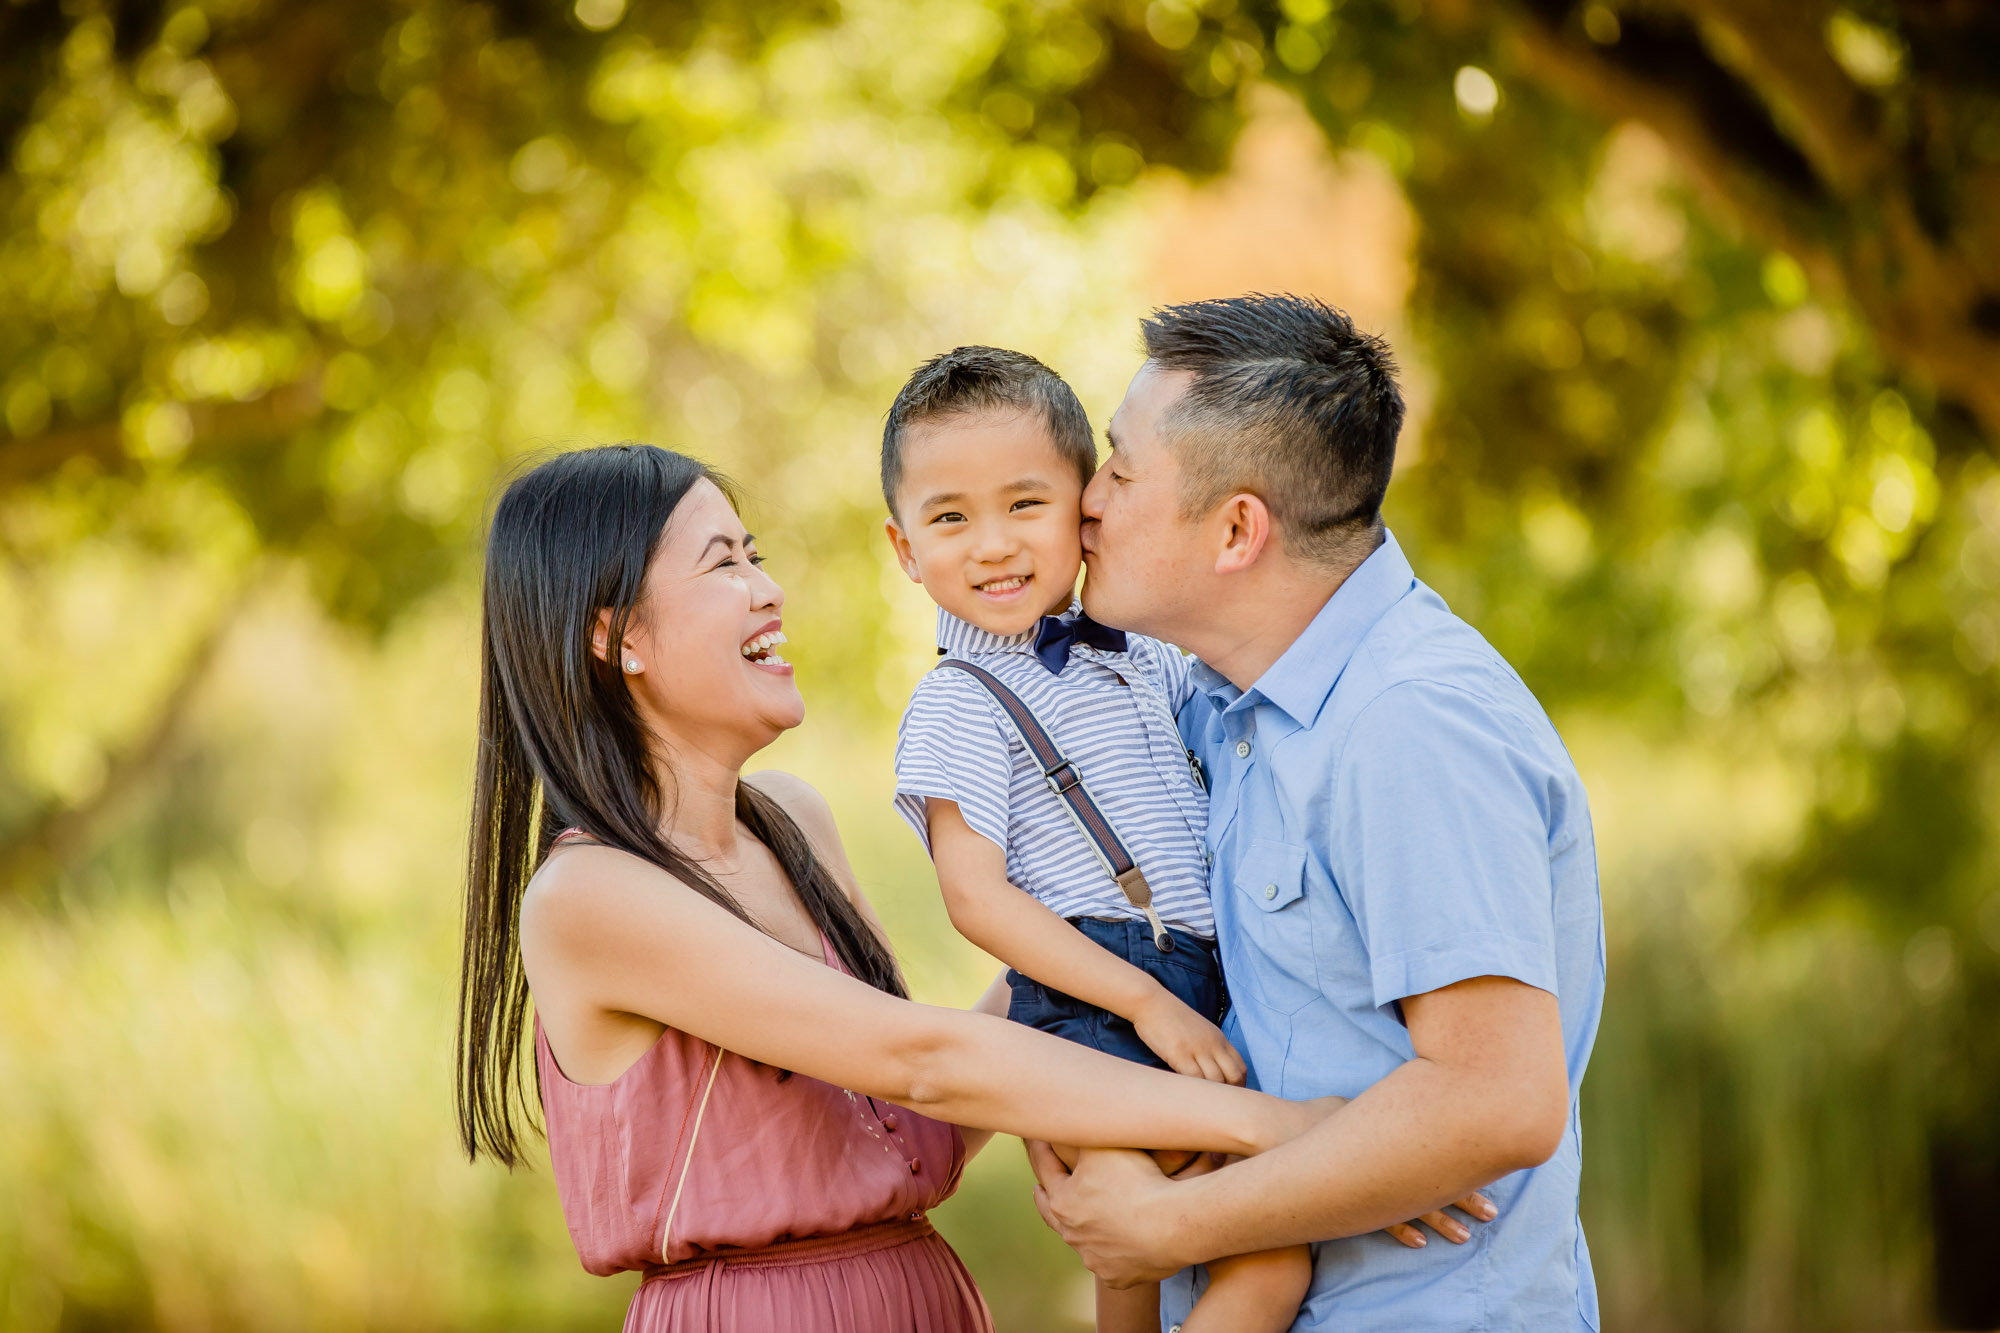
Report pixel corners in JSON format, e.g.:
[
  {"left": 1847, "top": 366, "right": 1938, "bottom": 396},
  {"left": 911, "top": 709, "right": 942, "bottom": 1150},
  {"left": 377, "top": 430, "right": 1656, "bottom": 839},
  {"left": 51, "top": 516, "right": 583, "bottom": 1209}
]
[
  {"left": 1131, "top": 990, "right": 1245, "bottom": 1085},
  {"left": 1383, "top": 1192, "right": 1498, "bottom": 1248}
]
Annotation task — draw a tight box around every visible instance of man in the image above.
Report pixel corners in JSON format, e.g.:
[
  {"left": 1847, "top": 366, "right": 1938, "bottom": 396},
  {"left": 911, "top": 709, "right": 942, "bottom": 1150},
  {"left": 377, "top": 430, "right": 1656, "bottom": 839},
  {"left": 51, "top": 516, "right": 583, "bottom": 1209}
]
[{"left": 1032, "top": 294, "right": 1605, "bottom": 1331}]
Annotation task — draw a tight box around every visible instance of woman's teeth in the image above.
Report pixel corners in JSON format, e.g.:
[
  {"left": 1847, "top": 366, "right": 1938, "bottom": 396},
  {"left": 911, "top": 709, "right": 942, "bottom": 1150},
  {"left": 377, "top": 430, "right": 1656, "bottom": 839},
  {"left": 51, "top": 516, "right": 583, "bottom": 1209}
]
[
  {"left": 980, "top": 576, "right": 1028, "bottom": 594},
  {"left": 741, "top": 630, "right": 788, "bottom": 664}
]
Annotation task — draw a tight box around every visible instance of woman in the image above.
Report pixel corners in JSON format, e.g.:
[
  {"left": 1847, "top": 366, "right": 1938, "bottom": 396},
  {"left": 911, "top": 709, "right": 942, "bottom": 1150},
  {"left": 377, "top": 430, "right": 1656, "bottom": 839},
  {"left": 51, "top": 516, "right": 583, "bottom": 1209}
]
[{"left": 455, "top": 444, "right": 1470, "bottom": 1330}]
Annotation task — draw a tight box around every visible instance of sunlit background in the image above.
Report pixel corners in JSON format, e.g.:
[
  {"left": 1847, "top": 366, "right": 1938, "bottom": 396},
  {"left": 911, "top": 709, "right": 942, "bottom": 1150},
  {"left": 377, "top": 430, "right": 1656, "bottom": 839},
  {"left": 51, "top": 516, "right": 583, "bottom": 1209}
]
[{"left": 4, "top": 1, "right": 1999, "bottom": 1330}]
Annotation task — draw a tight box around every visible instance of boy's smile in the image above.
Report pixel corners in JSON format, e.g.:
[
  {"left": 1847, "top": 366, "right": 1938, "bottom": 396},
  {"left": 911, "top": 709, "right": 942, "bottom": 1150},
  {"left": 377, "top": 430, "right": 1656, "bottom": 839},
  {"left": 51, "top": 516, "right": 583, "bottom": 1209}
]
[{"left": 884, "top": 410, "right": 1088, "bottom": 638}]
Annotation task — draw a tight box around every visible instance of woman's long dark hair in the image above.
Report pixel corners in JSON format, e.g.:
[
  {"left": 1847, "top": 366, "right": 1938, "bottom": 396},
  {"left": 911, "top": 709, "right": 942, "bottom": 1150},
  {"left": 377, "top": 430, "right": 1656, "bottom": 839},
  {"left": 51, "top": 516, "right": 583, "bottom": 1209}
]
[{"left": 456, "top": 443, "right": 907, "bottom": 1167}]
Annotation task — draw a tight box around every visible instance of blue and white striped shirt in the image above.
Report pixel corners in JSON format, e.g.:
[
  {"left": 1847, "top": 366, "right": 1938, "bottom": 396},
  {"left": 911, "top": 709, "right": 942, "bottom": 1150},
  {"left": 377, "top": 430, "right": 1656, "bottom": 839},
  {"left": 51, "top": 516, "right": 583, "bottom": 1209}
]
[{"left": 893, "top": 604, "right": 1215, "bottom": 938}]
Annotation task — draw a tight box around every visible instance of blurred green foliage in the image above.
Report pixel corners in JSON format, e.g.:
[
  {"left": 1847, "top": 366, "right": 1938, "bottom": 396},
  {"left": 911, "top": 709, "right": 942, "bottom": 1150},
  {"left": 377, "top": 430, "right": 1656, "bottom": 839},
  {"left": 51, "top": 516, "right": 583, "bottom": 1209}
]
[{"left": 3, "top": 0, "right": 1999, "bottom": 1330}]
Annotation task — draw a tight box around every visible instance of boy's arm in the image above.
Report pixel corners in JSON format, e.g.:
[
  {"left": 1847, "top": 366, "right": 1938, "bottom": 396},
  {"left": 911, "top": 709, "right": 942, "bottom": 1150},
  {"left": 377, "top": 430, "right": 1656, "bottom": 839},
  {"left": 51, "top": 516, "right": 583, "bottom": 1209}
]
[{"left": 927, "top": 797, "right": 1245, "bottom": 1086}]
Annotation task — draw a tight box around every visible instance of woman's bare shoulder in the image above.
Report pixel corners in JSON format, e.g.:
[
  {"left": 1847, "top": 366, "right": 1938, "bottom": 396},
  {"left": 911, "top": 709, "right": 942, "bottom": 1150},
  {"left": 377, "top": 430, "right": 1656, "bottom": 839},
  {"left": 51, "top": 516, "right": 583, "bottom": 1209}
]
[
  {"left": 523, "top": 838, "right": 696, "bottom": 948},
  {"left": 744, "top": 769, "right": 838, "bottom": 841}
]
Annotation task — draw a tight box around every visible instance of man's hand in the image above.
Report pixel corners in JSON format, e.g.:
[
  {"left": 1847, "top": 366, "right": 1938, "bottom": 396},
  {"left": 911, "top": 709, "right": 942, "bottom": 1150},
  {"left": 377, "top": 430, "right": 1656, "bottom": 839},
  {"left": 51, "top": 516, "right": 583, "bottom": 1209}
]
[
  {"left": 1130, "top": 991, "right": 1245, "bottom": 1085},
  {"left": 1029, "top": 1141, "right": 1184, "bottom": 1287},
  {"left": 1028, "top": 1138, "right": 1501, "bottom": 1284}
]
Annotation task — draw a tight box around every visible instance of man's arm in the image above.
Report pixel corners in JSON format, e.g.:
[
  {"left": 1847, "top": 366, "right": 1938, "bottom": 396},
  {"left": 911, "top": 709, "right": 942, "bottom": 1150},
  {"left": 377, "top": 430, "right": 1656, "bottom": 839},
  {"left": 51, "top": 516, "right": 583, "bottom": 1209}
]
[
  {"left": 928, "top": 797, "right": 1244, "bottom": 1085},
  {"left": 1031, "top": 974, "right": 1564, "bottom": 1282}
]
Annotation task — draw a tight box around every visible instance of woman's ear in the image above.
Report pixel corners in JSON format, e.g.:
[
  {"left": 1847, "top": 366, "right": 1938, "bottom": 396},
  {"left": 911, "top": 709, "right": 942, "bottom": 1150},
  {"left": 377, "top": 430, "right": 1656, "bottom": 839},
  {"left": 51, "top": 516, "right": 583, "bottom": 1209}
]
[{"left": 590, "top": 608, "right": 615, "bottom": 664}]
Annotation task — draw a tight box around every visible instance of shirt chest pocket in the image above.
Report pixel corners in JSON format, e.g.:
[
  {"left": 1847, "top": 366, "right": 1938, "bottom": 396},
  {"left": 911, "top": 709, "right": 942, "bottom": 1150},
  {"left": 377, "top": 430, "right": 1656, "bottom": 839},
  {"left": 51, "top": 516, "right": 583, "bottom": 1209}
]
[{"left": 1227, "top": 839, "right": 1321, "bottom": 1015}]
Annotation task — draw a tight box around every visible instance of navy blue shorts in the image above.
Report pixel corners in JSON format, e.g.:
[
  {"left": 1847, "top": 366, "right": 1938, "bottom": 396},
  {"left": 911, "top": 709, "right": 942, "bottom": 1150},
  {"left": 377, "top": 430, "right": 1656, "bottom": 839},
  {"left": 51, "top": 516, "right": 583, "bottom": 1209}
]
[{"left": 1005, "top": 917, "right": 1227, "bottom": 1070}]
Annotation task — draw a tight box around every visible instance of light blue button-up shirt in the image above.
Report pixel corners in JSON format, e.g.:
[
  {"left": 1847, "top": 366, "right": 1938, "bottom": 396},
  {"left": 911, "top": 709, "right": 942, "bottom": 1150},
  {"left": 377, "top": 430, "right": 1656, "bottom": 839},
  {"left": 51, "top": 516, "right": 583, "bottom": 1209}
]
[{"left": 1162, "top": 531, "right": 1605, "bottom": 1333}]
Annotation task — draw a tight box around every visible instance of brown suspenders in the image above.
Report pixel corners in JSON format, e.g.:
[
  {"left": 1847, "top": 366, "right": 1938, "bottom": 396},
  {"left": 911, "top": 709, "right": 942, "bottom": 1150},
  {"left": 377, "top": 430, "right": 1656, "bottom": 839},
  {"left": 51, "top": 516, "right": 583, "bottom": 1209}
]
[{"left": 933, "top": 658, "right": 1176, "bottom": 953}]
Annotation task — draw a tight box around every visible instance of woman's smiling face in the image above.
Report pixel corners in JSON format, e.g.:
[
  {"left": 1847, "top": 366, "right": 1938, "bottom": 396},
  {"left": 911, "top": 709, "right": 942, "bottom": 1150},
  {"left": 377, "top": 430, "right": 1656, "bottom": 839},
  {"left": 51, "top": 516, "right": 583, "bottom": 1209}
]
[
  {"left": 883, "top": 411, "right": 1086, "bottom": 638},
  {"left": 615, "top": 478, "right": 804, "bottom": 753}
]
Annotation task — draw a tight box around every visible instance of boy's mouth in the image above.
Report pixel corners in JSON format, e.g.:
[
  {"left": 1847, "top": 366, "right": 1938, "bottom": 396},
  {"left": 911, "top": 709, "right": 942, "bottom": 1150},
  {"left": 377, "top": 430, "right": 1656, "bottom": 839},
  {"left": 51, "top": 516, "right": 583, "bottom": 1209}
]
[{"left": 974, "top": 574, "right": 1032, "bottom": 600}]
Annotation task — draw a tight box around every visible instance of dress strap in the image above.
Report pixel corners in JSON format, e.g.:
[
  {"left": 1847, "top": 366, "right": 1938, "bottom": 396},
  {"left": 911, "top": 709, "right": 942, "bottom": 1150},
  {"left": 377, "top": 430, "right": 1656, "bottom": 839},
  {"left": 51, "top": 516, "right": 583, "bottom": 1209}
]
[{"left": 660, "top": 1044, "right": 727, "bottom": 1262}]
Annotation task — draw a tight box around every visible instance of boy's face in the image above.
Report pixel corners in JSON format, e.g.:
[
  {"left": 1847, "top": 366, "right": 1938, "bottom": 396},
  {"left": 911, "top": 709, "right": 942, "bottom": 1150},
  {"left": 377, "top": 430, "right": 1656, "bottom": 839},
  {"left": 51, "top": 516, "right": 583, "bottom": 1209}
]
[{"left": 884, "top": 411, "right": 1085, "bottom": 638}]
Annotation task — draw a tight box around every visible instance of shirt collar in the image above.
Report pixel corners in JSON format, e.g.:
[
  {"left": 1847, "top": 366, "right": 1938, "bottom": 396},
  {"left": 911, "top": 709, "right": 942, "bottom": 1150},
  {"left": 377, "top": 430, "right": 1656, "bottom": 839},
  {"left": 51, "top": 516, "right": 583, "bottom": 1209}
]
[
  {"left": 1194, "top": 529, "right": 1416, "bottom": 727},
  {"left": 935, "top": 599, "right": 1084, "bottom": 658}
]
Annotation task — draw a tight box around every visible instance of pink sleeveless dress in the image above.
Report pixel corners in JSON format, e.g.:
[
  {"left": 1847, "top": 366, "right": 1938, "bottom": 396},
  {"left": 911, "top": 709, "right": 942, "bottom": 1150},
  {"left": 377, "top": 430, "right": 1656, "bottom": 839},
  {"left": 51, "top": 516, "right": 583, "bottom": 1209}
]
[{"left": 534, "top": 931, "right": 993, "bottom": 1331}]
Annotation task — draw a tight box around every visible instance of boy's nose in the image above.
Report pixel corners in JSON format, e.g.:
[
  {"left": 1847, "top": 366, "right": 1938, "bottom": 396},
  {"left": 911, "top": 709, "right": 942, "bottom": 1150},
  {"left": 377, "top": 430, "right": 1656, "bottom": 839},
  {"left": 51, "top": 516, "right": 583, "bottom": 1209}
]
[{"left": 971, "top": 521, "right": 1015, "bottom": 559}]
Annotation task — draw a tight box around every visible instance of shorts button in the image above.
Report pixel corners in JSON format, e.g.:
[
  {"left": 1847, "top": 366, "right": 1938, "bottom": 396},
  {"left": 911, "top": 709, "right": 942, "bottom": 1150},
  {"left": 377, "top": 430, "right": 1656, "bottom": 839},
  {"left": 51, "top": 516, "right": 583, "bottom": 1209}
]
[
  {"left": 1235, "top": 740, "right": 1251, "bottom": 758},
  {"left": 1264, "top": 883, "right": 1278, "bottom": 900},
  {"left": 883, "top": 1114, "right": 899, "bottom": 1131},
  {"left": 908, "top": 1158, "right": 922, "bottom": 1174}
]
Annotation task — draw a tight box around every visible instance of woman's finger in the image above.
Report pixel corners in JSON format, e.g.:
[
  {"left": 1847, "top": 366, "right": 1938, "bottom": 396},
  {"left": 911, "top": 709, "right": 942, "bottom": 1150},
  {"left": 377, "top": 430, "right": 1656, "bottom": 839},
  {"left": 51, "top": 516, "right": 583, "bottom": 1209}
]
[
  {"left": 1024, "top": 1139, "right": 1072, "bottom": 1188},
  {"left": 1455, "top": 1192, "right": 1498, "bottom": 1222},
  {"left": 1420, "top": 1210, "right": 1471, "bottom": 1243},
  {"left": 1384, "top": 1223, "right": 1426, "bottom": 1249}
]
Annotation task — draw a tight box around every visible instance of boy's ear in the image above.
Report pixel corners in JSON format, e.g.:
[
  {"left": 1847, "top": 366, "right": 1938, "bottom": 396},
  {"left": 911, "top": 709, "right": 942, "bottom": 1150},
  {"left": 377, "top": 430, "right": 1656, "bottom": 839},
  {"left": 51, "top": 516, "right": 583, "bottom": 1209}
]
[{"left": 883, "top": 516, "right": 924, "bottom": 585}]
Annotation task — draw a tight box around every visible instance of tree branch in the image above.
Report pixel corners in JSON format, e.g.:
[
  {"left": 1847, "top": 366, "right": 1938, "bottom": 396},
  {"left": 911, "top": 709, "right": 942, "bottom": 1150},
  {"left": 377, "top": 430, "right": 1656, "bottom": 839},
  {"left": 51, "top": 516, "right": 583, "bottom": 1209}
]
[
  {"left": 0, "top": 383, "right": 323, "bottom": 495},
  {"left": 1505, "top": 2, "right": 2000, "bottom": 442},
  {"left": 0, "top": 575, "right": 255, "bottom": 896}
]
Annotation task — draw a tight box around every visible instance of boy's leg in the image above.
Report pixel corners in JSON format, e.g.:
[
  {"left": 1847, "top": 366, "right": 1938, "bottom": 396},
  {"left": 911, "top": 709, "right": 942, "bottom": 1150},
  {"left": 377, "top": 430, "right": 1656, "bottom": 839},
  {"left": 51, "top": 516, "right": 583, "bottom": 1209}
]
[
  {"left": 1177, "top": 1245, "right": 1313, "bottom": 1333},
  {"left": 1095, "top": 1277, "right": 1160, "bottom": 1333}
]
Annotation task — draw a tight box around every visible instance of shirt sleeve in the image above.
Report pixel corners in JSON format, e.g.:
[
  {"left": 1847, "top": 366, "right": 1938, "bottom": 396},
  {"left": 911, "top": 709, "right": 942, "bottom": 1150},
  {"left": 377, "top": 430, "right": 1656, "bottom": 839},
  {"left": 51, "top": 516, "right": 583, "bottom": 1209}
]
[
  {"left": 1129, "top": 634, "right": 1198, "bottom": 712},
  {"left": 1330, "top": 680, "right": 1561, "bottom": 1008},
  {"left": 892, "top": 668, "right": 1019, "bottom": 859}
]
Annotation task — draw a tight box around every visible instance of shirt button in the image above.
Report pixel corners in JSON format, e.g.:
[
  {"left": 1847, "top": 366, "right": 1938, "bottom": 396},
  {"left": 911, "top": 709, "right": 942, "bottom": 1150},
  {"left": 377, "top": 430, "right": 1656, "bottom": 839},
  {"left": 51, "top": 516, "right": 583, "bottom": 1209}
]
[
  {"left": 1264, "top": 883, "right": 1278, "bottom": 900},
  {"left": 908, "top": 1158, "right": 922, "bottom": 1174},
  {"left": 1204, "top": 849, "right": 1214, "bottom": 867},
  {"left": 1235, "top": 740, "right": 1251, "bottom": 758},
  {"left": 883, "top": 1114, "right": 899, "bottom": 1132}
]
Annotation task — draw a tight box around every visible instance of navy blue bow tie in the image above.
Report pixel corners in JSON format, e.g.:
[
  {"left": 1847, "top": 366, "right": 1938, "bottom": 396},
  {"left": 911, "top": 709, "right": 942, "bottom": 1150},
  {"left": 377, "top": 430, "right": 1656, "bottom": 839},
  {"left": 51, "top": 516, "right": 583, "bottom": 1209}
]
[{"left": 1032, "top": 611, "right": 1127, "bottom": 674}]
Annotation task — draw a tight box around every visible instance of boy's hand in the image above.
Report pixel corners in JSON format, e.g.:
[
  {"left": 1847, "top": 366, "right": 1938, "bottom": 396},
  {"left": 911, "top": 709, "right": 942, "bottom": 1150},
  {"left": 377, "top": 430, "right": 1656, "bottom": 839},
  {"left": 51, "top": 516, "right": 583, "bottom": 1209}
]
[{"left": 1131, "top": 989, "right": 1246, "bottom": 1085}]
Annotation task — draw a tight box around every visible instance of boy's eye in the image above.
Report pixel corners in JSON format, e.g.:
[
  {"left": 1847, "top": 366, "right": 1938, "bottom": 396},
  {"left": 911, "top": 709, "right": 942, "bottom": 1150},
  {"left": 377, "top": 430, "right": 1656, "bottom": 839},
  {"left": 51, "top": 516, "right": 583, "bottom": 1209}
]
[
  {"left": 1010, "top": 498, "right": 1045, "bottom": 512},
  {"left": 929, "top": 512, "right": 965, "bottom": 525}
]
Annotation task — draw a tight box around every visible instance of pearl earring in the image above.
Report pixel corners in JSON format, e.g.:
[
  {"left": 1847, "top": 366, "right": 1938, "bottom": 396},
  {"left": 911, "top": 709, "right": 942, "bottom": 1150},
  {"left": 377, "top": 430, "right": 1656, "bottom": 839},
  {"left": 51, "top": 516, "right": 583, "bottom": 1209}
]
[{"left": 624, "top": 659, "right": 642, "bottom": 674}]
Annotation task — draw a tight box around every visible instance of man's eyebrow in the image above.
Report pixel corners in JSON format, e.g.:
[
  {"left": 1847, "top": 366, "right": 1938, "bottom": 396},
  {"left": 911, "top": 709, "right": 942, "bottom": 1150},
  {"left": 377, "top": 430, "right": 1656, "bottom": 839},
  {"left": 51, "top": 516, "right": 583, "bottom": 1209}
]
[{"left": 1103, "top": 424, "right": 1123, "bottom": 452}]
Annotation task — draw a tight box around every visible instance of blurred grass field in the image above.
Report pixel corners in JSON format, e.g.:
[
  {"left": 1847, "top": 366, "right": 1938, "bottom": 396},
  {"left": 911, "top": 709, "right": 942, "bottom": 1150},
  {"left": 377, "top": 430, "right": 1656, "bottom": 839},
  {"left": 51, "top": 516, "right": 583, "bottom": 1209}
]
[{"left": 5, "top": 1, "right": 2000, "bottom": 1329}]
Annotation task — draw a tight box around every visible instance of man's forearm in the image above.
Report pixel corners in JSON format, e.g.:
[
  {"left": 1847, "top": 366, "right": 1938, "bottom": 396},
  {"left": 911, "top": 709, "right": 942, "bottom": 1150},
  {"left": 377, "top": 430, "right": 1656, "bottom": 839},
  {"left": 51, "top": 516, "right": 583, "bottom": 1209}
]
[{"left": 1154, "top": 1056, "right": 1553, "bottom": 1264}]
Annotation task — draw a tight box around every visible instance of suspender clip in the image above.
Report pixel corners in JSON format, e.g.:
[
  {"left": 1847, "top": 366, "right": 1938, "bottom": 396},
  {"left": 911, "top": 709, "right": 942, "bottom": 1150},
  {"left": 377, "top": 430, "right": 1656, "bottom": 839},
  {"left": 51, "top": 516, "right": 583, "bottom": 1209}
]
[{"left": 1043, "top": 760, "right": 1082, "bottom": 797}]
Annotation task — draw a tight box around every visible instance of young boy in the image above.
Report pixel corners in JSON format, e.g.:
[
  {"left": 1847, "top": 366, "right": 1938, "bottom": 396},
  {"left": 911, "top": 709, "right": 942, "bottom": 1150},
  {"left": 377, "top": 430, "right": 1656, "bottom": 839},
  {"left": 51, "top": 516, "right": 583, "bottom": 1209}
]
[{"left": 880, "top": 346, "right": 1312, "bottom": 1333}]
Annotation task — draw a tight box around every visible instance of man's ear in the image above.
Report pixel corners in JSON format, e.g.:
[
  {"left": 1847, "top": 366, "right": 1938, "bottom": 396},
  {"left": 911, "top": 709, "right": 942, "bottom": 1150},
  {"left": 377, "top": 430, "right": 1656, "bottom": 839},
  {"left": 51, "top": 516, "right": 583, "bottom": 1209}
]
[
  {"left": 590, "top": 608, "right": 615, "bottom": 664},
  {"left": 1213, "top": 492, "right": 1273, "bottom": 576},
  {"left": 883, "top": 516, "right": 924, "bottom": 585}
]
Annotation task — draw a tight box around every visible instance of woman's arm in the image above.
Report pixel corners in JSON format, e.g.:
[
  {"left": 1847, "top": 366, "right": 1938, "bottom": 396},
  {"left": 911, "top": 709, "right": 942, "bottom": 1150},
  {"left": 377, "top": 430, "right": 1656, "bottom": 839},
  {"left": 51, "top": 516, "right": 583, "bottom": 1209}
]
[
  {"left": 958, "top": 970, "right": 1012, "bottom": 1158},
  {"left": 521, "top": 842, "right": 1314, "bottom": 1157}
]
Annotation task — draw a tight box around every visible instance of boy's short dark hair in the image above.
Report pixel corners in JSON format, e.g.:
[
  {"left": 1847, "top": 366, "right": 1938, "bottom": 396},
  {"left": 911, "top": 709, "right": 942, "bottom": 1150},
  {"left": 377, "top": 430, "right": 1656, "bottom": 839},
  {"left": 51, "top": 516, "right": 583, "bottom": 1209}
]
[
  {"left": 881, "top": 346, "right": 1095, "bottom": 515},
  {"left": 1141, "top": 294, "right": 1405, "bottom": 568}
]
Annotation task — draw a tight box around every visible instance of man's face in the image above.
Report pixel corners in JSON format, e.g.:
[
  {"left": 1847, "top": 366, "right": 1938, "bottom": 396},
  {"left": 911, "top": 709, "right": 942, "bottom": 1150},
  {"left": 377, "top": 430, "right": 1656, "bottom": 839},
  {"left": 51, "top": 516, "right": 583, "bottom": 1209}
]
[{"left": 1080, "top": 361, "right": 1211, "bottom": 638}]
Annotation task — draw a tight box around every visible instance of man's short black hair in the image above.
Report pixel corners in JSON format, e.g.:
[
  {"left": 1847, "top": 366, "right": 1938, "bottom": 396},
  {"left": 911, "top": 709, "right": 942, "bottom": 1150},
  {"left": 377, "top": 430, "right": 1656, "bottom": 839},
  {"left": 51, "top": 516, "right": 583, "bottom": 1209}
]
[
  {"left": 1140, "top": 294, "right": 1405, "bottom": 567},
  {"left": 881, "top": 346, "right": 1095, "bottom": 516}
]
